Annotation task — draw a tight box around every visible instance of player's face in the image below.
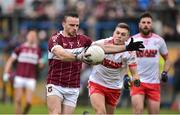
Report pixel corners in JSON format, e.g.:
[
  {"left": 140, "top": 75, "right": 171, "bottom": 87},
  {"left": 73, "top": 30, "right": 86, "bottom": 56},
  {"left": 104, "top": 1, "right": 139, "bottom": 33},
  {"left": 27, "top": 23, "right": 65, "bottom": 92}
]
[
  {"left": 63, "top": 16, "right": 79, "bottom": 37},
  {"left": 27, "top": 31, "right": 38, "bottom": 45},
  {"left": 113, "top": 27, "right": 129, "bottom": 45},
  {"left": 139, "top": 17, "right": 153, "bottom": 35}
]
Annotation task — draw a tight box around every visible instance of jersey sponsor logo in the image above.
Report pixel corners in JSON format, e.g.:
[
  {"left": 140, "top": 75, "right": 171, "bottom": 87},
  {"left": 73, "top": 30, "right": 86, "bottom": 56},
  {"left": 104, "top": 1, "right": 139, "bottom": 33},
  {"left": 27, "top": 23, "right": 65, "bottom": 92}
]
[
  {"left": 136, "top": 49, "right": 157, "bottom": 57},
  {"left": 102, "top": 58, "right": 122, "bottom": 69}
]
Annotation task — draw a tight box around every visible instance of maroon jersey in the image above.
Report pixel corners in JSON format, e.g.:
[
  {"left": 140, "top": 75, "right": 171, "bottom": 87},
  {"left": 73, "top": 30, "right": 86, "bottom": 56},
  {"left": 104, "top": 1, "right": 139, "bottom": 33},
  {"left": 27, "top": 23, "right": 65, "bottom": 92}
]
[
  {"left": 12, "top": 43, "right": 42, "bottom": 79},
  {"left": 47, "top": 31, "right": 92, "bottom": 88}
]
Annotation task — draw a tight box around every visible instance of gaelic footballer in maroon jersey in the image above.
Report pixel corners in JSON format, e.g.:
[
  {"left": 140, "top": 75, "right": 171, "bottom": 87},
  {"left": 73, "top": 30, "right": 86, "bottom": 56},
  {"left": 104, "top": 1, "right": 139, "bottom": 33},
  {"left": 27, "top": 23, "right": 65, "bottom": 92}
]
[
  {"left": 12, "top": 43, "right": 42, "bottom": 79},
  {"left": 3, "top": 30, "right": 44, "bottom": 114},
  {"left": 47, "top": 31, "right": 92, "bottom": 88},
  {"left": 46, "top": 12, "right": 93, "bottom": 114}
]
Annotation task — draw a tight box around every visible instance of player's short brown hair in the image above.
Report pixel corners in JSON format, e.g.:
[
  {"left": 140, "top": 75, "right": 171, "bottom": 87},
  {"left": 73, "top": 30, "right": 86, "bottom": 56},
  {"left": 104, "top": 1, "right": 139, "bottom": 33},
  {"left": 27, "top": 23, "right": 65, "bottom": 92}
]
[
  {"left": 63, "top": 12, "right": 79, "bottom": 21},
  {"left": 116, "top": 23, "right": 130, "bottom": 32},
  {"left": 139, "top": 12, "right": 153, "bottom": 21}
]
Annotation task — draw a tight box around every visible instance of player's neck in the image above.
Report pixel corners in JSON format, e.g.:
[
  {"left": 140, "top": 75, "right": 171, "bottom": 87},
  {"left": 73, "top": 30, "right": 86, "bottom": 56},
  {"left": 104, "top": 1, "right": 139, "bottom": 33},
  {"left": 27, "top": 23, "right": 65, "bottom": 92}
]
[
  {"left": 62, "top": 31, "right": 76, "bottom": 38},
  {"left": 26, "top": 42, "right": 37, "bottom": 47},
  {"left": 140, "top": 33, "right": 152, "bottom": 38}
]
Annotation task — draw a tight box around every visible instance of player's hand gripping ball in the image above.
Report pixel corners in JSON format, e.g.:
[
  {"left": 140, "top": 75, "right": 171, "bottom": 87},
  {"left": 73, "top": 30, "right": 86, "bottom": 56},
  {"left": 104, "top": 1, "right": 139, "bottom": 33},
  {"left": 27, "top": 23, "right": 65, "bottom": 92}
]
[{"left": 85, "top": 45, "right": 105, "bottom": 65}]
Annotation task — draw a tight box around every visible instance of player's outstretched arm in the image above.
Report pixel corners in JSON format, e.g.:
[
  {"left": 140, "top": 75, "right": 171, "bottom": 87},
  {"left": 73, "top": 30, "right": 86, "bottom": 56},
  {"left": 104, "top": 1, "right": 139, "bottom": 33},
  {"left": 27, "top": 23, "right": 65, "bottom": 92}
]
[
  {"left": 52, "top": 45, "right": 77, "bottom": 61},
  {"left": 95, "top": 38, "right": 144, "bottom": 54},
  {"left": 52, "top": 45, "right": 92, "bottom": 63}
]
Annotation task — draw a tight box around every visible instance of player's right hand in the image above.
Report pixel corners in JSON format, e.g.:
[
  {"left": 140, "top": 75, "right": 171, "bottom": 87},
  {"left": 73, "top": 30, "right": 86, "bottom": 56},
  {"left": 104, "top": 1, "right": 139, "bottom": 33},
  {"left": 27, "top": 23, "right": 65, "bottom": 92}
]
[
  {"left": 133, "top": 79, "right": 141, "bottom": 87},
  {"left": 123, "top": 74, "right": 131, "bottom": 89},
  {"left": 75, "top": 47, "right": 92, "bottom": 64},
  {"left": 161, "top": 71, "right": 168, "bottom": 82},
  {"left": 126, "top": 38, "right": 145, "bottom": 51},
  {"left": 3, "top": 73, "right": 9, "bottom": 82}
]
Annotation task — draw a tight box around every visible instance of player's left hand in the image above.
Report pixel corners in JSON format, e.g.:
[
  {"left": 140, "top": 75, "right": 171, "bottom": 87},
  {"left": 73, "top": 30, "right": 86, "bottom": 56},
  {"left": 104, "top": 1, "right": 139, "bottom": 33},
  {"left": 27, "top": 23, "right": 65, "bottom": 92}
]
[
  {"left": 75, "top": 47, "right": 92, "bottom": 64},
  {"left": 161, "top": 71, "right": 168, "bottom": 82},
  {"left": 126, "top": 38, "right": 145, "bottom": 51},
  {"left": 3, "top": 73, "right": 10, "bottom": 82}
]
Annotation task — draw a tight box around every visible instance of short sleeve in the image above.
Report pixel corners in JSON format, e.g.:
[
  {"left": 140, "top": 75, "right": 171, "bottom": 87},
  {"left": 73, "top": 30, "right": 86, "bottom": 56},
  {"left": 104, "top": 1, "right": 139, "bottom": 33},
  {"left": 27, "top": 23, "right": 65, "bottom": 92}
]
[
  {"left": 48, "top": 33, "right": 62, "bottom": 52},
  {"left": 124, "top": 51, "right": 137, "bottom": 67},
  {"left": 159, "top": 38, "right": 168, "bottom": 55},
  {"left": 11, "top": 46, "right": 21, "bottom": 59}
]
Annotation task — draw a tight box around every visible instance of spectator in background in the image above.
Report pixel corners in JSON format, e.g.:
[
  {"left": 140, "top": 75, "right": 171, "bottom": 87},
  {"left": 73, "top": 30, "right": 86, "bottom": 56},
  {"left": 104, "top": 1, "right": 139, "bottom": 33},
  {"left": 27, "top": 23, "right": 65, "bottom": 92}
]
[{"left": 2, "top": 30, "right": 44, "bottom": 114}]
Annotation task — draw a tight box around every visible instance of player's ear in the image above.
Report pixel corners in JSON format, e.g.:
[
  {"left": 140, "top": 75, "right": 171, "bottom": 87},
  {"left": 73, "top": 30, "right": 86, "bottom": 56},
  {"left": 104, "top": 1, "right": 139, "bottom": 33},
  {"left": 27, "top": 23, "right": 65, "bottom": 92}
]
[{"left": 62, "top": 21, "right": 65, "bottom": 28}]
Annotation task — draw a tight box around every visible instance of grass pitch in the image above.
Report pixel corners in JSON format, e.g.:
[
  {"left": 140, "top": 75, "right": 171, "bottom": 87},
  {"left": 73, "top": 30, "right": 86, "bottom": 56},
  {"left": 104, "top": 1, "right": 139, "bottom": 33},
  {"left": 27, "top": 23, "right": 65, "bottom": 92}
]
[{"left": 0, "top": 103, "right": 180, "bottom": 114}]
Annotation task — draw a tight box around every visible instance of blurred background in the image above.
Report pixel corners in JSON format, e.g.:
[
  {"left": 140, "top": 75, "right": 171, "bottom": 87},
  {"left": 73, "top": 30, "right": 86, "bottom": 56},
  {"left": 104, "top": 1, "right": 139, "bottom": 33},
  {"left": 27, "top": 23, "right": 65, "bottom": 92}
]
[{"left": 0, "top": 0, "right": 180, "bottom": 114}]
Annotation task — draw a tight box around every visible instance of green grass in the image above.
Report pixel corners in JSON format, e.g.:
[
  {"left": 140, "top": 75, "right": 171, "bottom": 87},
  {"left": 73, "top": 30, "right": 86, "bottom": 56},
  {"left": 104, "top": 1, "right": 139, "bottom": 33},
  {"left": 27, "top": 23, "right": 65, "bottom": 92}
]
[{"left": 0, "top": 103, "right": 179, "bottom": 114}]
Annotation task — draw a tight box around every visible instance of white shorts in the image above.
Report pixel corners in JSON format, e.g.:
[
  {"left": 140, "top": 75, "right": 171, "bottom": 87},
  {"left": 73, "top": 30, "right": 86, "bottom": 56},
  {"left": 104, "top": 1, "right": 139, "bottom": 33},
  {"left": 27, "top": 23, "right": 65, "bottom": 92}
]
[
  {"left": 14, "top": 76, "right": 36, "bottom": 91},
  {"left": 46, "top": 84, "right": 80, "bottom": 107}
]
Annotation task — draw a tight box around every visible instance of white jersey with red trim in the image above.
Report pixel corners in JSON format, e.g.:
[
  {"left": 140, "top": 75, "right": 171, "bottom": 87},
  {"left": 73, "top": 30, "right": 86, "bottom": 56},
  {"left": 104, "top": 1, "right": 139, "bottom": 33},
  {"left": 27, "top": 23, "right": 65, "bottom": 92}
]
[
  {"left": 132, "top": 33, "right": 168, "bottom": 83},
  {"left": 89, "top": 37, "right": 137, "bottom": 89}
]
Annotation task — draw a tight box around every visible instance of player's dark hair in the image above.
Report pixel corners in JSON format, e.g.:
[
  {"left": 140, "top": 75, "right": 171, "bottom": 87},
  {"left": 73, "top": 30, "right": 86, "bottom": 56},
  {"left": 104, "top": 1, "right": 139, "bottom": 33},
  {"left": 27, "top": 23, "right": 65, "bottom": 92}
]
[
  {"left": 63, "top": 12, "right": 79, "bottom": 21},
  {"left": 139, "top": 12, "right": 153, "bottom": 21},
  {"left": 28, "top": 28, "right": 37, "bottom": 32},
  {"left": 116, "top": 23, "right": 130, "bottom": 32}
]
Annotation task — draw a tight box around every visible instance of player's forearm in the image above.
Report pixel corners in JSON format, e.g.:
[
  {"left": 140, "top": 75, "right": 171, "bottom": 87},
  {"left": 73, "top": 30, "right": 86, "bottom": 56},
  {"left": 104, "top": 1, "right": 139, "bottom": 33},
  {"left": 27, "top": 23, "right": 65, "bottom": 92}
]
[
  {"left": 54, "top": 50, "right": 76, "bottom": 61},
  {"left": 100, "top": 44, "right": 126, "bottom": 54},
  {"left": 129, "top": 66, "right": 139, "bottom": 80},
  {"left": 4, "top": 58, "right": 13, "bottom": 73},
  {"left": 60, "top": 53, "right": 76, "bottom": 61},
  {"left": 163, "top": 59, "right": 171, "bottom": 72},
  {"left": 131, "top": 73, "right": 139, "bottom": 80},
  {"left": 161, "top": 54, "right": 171, "bottom": 72},
  {"left": 52, "top": 46, "right": 77, "bottom": 62}
]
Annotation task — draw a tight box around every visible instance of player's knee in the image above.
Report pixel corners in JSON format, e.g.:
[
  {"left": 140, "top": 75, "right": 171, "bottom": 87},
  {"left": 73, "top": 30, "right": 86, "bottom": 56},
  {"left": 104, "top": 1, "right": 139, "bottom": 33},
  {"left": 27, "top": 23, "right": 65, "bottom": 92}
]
[{"left": 14, "top": 97, "right": 21, "bottom": 104}]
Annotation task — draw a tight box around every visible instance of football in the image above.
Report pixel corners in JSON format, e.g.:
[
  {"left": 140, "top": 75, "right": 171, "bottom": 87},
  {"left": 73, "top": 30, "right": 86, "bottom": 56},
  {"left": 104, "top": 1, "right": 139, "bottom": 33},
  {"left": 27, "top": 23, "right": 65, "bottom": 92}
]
[{"left": 85, "top": 45, "right": 105, "bottom": 64}]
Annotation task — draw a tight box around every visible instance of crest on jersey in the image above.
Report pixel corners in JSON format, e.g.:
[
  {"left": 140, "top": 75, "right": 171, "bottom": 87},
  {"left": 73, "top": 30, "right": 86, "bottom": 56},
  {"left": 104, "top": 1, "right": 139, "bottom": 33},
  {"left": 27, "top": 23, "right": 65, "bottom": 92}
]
[
  {"left": 48, "top": 86, "right": 52, "bottom": 92},
  {"left": 69, "top": 42, "right": 74, "bottom": 48},
  {"left": 52, "top": 35, "right": 57, "bottom": 42},
  {"left": 63, "top": 43, "right": 68, "bottom": 47}
]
